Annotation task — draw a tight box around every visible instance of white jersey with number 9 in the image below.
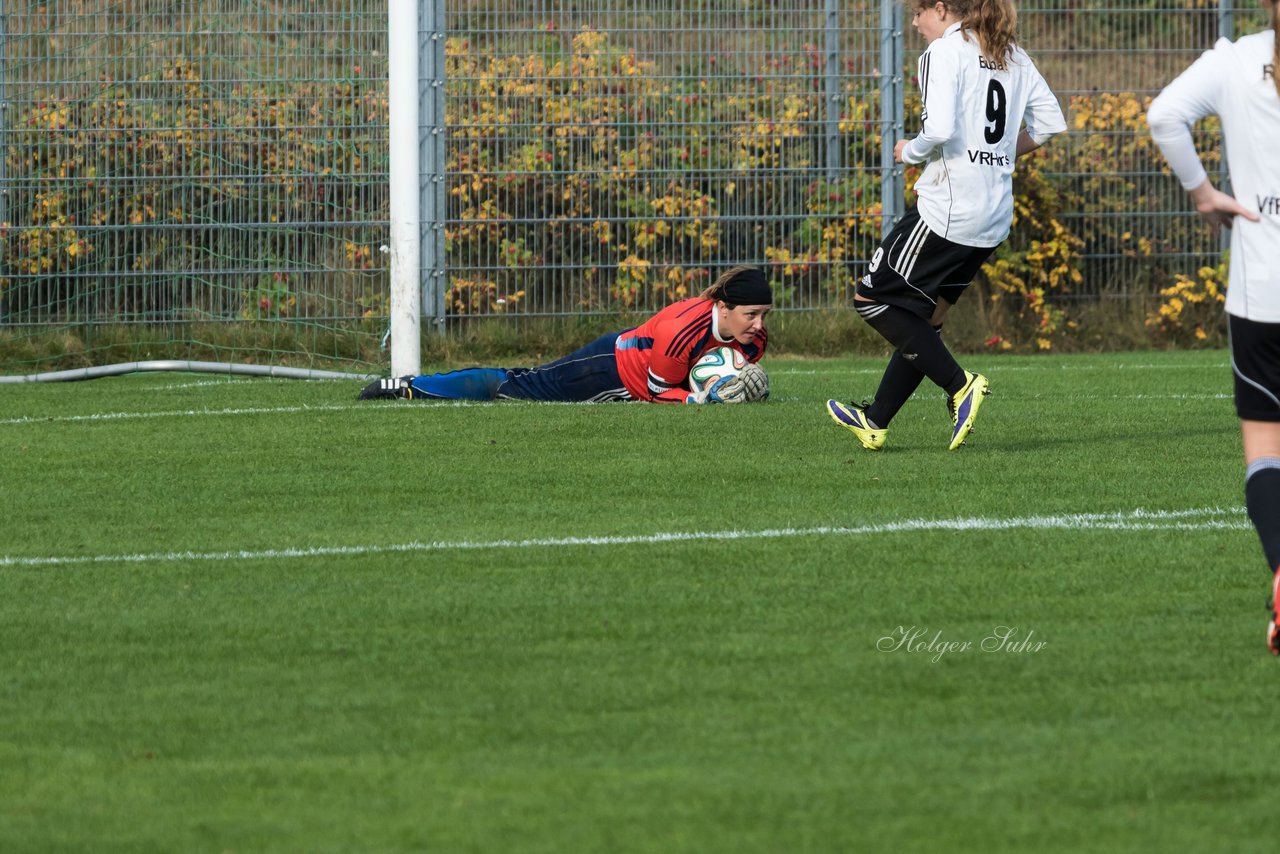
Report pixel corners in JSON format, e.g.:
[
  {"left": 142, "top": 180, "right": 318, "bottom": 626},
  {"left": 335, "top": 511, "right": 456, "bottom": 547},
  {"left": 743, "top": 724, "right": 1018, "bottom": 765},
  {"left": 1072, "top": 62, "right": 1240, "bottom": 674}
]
[{"left": 899, "top": 22, "right": 1066, "bottom": 249}]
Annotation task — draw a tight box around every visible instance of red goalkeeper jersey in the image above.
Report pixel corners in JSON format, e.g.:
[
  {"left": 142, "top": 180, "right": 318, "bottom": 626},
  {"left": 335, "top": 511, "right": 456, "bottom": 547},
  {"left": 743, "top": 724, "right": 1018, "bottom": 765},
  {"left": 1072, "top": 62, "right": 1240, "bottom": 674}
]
[{"left": 614, "top": 298, "right": 768, "bottom": 403}]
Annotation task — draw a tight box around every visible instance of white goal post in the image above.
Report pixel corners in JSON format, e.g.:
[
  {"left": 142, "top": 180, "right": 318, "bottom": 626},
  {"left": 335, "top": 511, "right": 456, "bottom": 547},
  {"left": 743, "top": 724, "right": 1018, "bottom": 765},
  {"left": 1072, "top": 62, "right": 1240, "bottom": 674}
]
[{"left": 387, "top": 0, "right": 422, "bottom": 378}]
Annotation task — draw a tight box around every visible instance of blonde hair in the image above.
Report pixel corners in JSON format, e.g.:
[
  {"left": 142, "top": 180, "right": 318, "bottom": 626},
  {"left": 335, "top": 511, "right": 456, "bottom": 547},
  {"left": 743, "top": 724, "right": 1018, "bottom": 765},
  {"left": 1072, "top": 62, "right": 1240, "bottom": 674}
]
[
  {"left": 913, "top": 0, "right": 1018, "bottom": 64},
  {"left": 1273, "top": 0, "right": 1279, "bottom": 98},
  {"left": 698, "top": 265, "right": 758, "bottom": 303}
]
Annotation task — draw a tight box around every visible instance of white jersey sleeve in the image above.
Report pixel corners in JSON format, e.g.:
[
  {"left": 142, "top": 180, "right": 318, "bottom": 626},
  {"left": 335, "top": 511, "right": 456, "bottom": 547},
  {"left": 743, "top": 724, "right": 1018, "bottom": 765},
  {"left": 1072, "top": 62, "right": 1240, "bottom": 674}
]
[
  {"left": 1146, "top": 45, "right": 1228, "bottom": 190},
  {"left": 1022, "top": 58, "right": 1068, "bottom": 147},
  {"left": 902, "top": 41, "right": 963, "bottom": 164}
]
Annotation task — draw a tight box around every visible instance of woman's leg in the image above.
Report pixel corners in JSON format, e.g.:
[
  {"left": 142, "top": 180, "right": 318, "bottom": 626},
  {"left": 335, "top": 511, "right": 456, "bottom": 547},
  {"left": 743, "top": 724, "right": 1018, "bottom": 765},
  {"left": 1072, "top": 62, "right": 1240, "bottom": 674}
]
[
  {"left": 863, "top": 301, "right": 953, "bottom": 428},
  {"left": 359, "top": 368, "right": 510, "bottom": 400},
  {"left": 496, "top": 332, "right": 631, "bottom": 402},
  {"left": 1229, "top": 314, "right": 1280, "bottom": 653},
  {"left": 1244, "top": 421, "right": 1280, "bottom": 656},
  {"left": 846, "top": 231, "right": 990, "bottom": 449},
  {"left": 856, "top": 299, "right": 966, "bottom": 397},
  {"left": 407, "top": 368, "right": 510, "bottom": 400}
]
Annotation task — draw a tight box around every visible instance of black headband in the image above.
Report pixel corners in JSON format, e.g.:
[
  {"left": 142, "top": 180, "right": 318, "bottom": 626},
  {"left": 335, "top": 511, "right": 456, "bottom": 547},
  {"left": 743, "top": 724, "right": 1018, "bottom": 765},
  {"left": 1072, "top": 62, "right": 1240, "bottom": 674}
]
[{"left": 720, "top": 268, "right": 772, "bottom": 306}]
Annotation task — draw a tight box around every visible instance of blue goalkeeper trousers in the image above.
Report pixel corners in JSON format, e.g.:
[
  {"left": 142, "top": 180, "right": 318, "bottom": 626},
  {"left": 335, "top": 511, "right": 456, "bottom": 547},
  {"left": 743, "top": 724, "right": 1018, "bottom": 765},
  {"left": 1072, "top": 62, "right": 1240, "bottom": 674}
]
[{"left": 407, "top": 331, "right": 633, "bottom": 402}]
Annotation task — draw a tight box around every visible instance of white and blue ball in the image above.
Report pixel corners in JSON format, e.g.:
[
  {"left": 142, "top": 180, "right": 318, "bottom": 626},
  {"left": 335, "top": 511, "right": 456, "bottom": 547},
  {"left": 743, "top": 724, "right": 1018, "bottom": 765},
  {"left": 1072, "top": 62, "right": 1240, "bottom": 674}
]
[{"left": 688, "top": 347, "right": 748, "bottom": 395}]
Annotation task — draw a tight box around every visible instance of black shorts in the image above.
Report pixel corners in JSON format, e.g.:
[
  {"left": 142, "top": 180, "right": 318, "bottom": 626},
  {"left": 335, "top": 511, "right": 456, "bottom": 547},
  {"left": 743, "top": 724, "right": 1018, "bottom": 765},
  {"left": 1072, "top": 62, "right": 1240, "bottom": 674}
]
[
  {"left": 1230, "top": 314, "right": 1280, "bottom": 422},
  {"left": 854, "top": 207, "right": 995, "bottom": 320}
]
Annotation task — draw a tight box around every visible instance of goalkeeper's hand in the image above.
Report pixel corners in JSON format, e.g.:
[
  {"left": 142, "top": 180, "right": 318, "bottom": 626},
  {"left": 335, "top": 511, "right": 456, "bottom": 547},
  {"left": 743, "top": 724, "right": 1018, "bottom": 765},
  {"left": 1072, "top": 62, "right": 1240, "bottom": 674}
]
[
  {"left": 685, "top": 364, "right": 770, "bottom": 404},
  {"left": 736, "top": 363, "right": 769, "bottom": 402},
  {"left": 684, "top": 376, "right": 743, "bottom": 404},
  {"left": 705, "top": 373, "right": 748, "bottom": 404}
]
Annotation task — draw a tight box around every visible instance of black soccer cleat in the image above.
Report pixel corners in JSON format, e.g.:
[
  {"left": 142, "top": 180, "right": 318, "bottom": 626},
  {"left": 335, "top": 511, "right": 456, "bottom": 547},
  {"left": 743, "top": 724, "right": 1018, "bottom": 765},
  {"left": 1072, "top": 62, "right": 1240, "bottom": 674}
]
[{"left": 358, "top": 375, "right": 415, "bottom": 400}]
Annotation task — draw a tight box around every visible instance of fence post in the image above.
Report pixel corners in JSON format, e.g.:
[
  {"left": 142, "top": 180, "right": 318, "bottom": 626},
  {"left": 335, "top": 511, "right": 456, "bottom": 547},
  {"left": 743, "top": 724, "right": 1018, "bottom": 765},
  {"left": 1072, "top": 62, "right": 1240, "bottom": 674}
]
[
  {"left": 421, "top": 0, "right": 448, "bottom": 333},
  {"left": 824, "top": 0, "right": 843, "bottom": 183},
  {"left": 0, "top": 0, "right": 8, "bottom": 241},
  {"left": 879, "top": 0, "right": 905, "bottom": 237},
  {"left": 1217, "top": 0, "right": 1234, "bottom": 43}
]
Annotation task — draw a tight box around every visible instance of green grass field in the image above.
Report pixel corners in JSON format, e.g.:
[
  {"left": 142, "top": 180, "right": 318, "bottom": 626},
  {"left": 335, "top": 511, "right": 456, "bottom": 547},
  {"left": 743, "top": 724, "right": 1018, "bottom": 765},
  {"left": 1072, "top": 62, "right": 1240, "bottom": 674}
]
[{"left": 1, "top": 349, "right": 1272, "bottom": 853}]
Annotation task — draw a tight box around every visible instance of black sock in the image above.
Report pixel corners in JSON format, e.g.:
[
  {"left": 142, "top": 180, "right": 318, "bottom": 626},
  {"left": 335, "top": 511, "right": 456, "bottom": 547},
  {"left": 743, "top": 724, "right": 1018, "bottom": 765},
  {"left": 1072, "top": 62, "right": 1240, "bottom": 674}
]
[
  {"left": 1246, "top": 459, "right": 1280, "bottom": 574},
  {"left": 865, "top": 324, "right": 943, "bottom": 427},
  {"left": 857, "top": 303, "right": 964, "bottom": 396}
]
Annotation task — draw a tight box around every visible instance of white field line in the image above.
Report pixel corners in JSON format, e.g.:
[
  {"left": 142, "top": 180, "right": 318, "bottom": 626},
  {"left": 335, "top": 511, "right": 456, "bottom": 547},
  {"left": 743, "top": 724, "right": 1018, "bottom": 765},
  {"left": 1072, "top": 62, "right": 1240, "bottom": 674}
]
[
  {"left": 0, "top": 403, "right": 367, "bottom": 425},
  {"left": 772, "top": 362, "right": 1229, "bottom": 376},
  {"left": 132, "top": 363, "right": 1218, "bottom": 386},
  {"left": 142, "top": 378, "right": 343, "bottom": 391},
  {"left": 0, "top": 507, "right": 1247, "bottom": 569},
  {"left": 769, "top": 394, "right": 1231, "bottom": 404},
  {"left": 142, "top": 380, "right": 251, "bottom": 391},
  {"left": 0, "top": 399, "right": 604, "bottom": 425},
  {"left": 0, "top": 391, "right": 1234, "bottom": 426}
]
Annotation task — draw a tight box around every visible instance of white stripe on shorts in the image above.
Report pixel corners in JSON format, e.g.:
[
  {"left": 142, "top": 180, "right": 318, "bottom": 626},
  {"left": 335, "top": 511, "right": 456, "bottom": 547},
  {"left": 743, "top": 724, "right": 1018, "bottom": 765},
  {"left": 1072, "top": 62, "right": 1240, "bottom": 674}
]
[{"left": 897, "top": 218, "right": 930, "bottom": 284}]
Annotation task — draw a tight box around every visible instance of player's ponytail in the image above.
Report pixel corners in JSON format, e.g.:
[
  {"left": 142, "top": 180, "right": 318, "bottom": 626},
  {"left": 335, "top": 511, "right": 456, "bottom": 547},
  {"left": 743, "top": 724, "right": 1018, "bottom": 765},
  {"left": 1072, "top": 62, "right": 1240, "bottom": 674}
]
[
  {"left": 699, "top": 266, "right": 773, "bottom": 307},
  {"left": 944, "top": 0, "right": 1018, "bottom": 65}
]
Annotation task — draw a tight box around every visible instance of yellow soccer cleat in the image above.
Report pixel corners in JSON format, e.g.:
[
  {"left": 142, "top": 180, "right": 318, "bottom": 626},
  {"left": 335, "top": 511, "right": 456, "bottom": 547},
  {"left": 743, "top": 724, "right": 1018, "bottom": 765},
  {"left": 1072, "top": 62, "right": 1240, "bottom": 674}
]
[
  {"left": 826, "top": 399, "right": 887, "bottom": 450},
  {"left": 948, "top": 371, "right": 990, "bottom": 450}
]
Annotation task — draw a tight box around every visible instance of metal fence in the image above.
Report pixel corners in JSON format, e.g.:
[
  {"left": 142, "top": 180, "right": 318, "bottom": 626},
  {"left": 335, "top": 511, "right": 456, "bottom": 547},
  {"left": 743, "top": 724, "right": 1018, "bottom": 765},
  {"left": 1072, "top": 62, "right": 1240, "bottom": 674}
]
[
  {"left": 431, "top": 0, "right": 1267, "bottom": 320},
  {"left": 427, "top": 0, "right": 896, "bottom": 321},
  {"left": 0, "top": 0, "right": 389, "bottom": 365},
  {"left": 1022, "top": 0, "right": 1257, "bottom": 302},
  {"left": 0, "top": 1, "right": 1269, "bottom": 365}
]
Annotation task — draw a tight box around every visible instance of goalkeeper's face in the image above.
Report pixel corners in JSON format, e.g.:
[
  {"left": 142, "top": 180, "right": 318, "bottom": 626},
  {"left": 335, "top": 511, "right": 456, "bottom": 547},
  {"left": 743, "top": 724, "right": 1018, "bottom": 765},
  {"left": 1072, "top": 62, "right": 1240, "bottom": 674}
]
[{"left": 719, "top": 302, "right": 772, "bottom": 345}]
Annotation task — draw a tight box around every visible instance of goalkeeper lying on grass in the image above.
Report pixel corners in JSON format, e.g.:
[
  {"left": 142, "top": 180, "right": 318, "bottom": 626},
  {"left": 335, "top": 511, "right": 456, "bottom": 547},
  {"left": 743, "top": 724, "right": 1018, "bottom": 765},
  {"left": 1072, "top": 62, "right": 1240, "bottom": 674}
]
[{"left": 359, "top": 266, "right": 771, "bottom": 404}]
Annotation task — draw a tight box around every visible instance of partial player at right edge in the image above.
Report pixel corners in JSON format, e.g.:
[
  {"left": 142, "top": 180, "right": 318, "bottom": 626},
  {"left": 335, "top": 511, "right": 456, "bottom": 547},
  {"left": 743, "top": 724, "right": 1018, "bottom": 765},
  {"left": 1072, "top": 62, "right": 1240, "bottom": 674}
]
[
  {"left": 1147, "top": 0, "right": 1280, "bottom": 654},
  {"left": 827, "top": 0, "right": 1066, "bottom": 451}
]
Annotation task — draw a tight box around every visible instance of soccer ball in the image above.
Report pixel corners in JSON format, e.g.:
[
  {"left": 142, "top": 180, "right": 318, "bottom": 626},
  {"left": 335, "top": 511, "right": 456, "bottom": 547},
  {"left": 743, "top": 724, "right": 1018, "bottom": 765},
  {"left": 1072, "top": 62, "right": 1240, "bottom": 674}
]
[{"left": 688, "top": 346, "right": 748, "bottom": 394}]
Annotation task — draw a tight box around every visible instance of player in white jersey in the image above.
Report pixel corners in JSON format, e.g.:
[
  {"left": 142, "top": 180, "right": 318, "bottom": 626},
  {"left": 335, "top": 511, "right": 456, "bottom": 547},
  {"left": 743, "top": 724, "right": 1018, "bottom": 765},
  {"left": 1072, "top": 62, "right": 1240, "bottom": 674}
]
[
  {"left": 824, "top": 0, "right": 1064, "bottom": 453},
  {"left": 827, "top": 0, "right": 1066, "bottom": 451},
  {"left": 1147, "top": 0, "right": 1280, "bottom": 655}
]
